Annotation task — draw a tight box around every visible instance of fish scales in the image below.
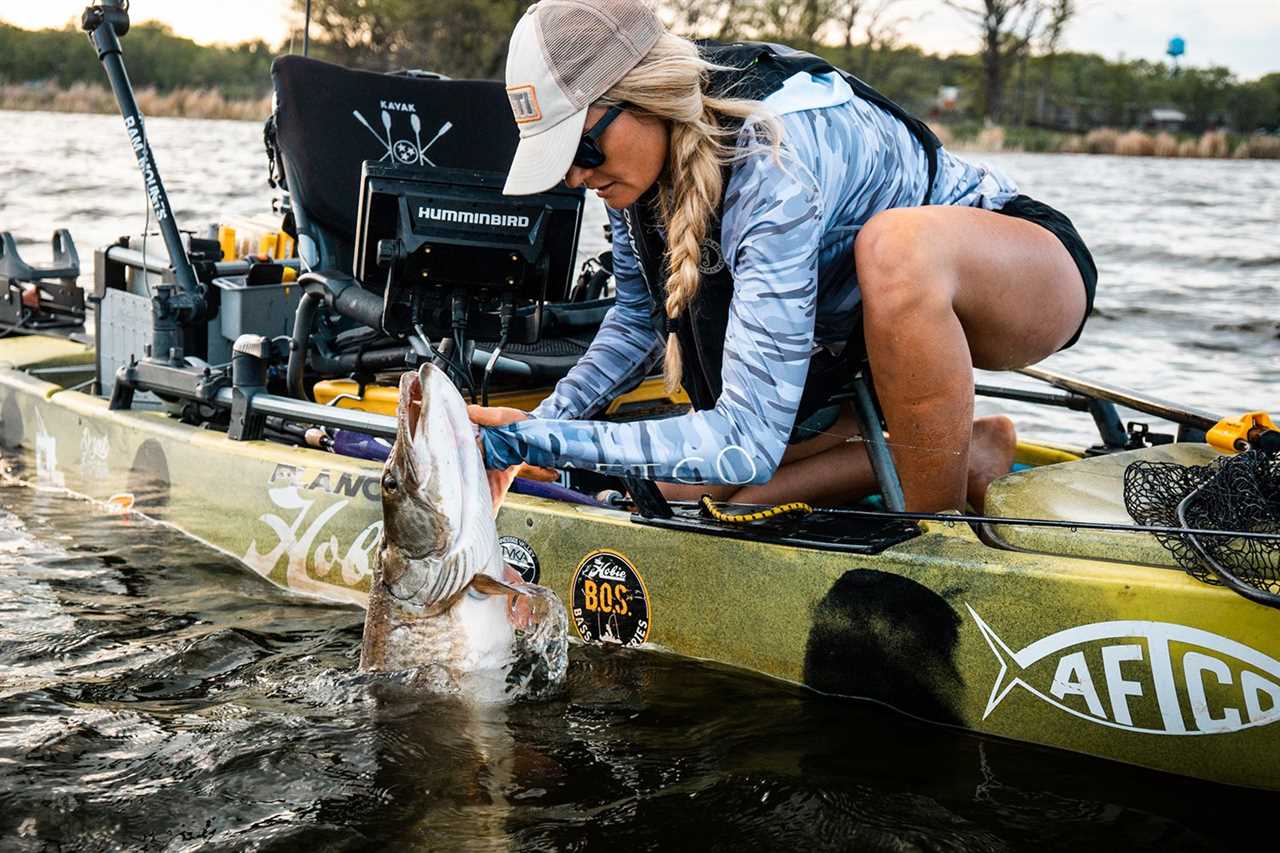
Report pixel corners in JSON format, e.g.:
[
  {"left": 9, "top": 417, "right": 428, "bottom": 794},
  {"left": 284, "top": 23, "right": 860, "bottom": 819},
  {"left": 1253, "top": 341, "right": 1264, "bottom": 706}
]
[{"left": 360, "top": 363, "right": 568, "bottom": 701}]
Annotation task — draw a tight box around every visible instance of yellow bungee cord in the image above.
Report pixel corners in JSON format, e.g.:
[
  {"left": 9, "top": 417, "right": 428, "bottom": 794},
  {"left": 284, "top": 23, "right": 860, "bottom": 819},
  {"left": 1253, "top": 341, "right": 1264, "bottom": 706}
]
[{"left": 698, "top": 495, "right": 813, "bottom": 524}]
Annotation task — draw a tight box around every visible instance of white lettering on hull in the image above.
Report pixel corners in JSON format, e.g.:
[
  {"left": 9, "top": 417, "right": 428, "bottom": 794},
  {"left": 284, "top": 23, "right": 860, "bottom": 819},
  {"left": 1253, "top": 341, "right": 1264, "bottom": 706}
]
[{"left": 969, "top": 605, "right": 1280, "bottom": 736}]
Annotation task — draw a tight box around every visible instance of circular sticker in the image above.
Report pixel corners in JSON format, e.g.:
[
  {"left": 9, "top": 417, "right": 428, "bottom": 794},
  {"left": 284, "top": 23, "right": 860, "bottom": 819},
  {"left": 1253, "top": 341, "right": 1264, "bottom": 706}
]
[
  {"left": 499, "top": 535, "right": 540, "bottom": 584},
  {"left": 570, "top": 549, "right": 650, "bottom": 647},
  {"left": 698, "top": 238, "right": 726, "bottom": 275}
]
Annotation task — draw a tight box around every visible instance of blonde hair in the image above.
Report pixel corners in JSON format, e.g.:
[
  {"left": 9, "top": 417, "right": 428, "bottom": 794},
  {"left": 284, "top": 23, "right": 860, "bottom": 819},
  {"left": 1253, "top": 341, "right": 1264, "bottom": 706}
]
[{"left": 599, "top": 33, "right": 783, "bottom": 392}]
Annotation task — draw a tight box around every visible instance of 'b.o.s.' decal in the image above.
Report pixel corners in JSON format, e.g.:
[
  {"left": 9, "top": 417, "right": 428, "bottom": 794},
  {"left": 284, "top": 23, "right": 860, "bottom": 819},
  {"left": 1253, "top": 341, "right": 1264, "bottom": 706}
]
[{"left": 570, "top": 549, "right": 650, "bottom": 647}]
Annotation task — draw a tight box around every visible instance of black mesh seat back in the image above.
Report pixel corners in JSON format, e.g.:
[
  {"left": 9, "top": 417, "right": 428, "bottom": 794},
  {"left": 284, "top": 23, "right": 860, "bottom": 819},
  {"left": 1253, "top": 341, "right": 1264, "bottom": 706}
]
[{"left": 271, "top": 56, "right": 519, "bottom": 269}]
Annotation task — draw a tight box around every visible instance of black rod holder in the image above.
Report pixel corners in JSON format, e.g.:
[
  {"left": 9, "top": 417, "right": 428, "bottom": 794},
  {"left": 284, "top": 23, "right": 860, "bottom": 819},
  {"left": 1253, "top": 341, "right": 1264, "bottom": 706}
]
[{"left": 81, "top": 1, "right": 205, "bottom": 365}]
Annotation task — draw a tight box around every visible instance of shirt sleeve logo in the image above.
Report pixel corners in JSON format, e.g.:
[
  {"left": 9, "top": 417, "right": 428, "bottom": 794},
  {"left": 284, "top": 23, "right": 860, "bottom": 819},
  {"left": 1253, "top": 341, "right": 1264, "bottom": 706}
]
[{"left": 506, "top": 84, "right": 542, "bottom": 124}]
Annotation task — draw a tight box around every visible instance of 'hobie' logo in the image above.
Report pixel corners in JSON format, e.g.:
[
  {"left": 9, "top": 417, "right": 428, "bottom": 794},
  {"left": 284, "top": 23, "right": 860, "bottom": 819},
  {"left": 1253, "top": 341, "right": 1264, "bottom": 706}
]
[{"left": 968, "top": 605, "right": 1280, "bottom": 736}]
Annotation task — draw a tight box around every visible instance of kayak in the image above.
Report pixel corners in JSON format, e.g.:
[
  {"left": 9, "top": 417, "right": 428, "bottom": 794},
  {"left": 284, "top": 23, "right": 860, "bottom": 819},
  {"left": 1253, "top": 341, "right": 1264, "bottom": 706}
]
[
  {"left": 6, "top": 6, "right": 1274, "bottom": 794},
  {"left": 3, "top": 334, "right": 1277, "bottom": 791}
]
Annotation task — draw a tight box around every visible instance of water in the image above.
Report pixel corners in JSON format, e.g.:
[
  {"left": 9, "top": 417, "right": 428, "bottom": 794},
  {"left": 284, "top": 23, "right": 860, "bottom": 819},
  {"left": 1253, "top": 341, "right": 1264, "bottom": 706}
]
[
  {"left": 1, "top": 485, "right": 1274, "bottom": 852},
  {"left": 2, "top": 111, "right": 1280, "bottom": 848}
]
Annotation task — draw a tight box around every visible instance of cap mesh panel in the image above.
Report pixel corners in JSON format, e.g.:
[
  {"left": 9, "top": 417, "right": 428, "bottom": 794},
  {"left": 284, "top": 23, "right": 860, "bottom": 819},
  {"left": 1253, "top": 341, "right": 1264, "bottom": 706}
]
[{"left": 537, "top": 0, "right": 663, "bottom": 109}]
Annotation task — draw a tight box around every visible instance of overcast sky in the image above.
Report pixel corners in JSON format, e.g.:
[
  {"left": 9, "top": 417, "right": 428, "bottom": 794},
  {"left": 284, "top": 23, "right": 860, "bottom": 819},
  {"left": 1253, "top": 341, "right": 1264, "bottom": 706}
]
[{"left": 5, "top": 0, "right": 1278, "bottom": 79}]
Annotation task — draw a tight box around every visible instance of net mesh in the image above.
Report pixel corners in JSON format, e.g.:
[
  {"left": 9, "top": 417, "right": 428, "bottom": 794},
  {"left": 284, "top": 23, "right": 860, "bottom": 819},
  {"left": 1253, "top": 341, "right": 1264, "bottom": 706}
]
[
  {"left": 1124, "top": 450, "right": 1280, "bottom": 602},
  {"left": 537, "top": 0, "right": 663, "bottom": 108}
]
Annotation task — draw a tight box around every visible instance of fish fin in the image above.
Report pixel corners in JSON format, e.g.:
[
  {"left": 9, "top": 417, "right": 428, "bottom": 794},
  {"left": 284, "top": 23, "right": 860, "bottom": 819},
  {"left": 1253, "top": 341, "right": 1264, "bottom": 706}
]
[{"left": 471, "top": 573, "right": 523, "bottom": 596}]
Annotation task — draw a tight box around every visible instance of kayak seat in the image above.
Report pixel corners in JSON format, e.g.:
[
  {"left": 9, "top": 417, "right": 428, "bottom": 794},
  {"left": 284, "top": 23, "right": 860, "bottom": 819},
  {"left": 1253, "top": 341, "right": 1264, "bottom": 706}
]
[
  {"left": 269, "top": 55, "right": 521, "bottom": 273},
  {"left": 267, "top": 55, "right": 612, "bottom": 384},
  {"left": 982, "top": 442, "right": 1224, "bottom": 569}
]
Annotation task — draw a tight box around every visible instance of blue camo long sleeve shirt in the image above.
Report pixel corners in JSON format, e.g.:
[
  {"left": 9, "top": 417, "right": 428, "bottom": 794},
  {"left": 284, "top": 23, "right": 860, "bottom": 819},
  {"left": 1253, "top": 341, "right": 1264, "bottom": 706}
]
[{"left": 481, "top": 71, "right": 1018, "bottom": 485}]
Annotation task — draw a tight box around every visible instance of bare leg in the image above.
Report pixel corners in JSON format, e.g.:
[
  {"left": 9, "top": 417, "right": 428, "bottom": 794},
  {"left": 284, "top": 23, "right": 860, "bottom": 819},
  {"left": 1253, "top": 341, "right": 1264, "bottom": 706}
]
[
  {"left": 658, "top": 405, "right": 859, "bottom": 502},
  {"left": 722, "top": 414, "right": 1017, "bottom": 510},
  {"left": 966, "top": 415, "right": 1017, "bottom": 512},
  {"left": 855, "top": 206, "right": 1086, "bottom": 512},
  {"left": 659, "top": 413, "right": 1017, "bottom": 511}
]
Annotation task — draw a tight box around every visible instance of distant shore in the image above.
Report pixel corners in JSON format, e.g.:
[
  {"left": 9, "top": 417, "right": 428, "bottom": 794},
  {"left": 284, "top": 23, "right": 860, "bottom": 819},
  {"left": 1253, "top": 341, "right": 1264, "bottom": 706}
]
[
  {"left": 4, "top": 82, "right": 1278, "bottom": 160},
  {"left": 934, "top": 123, "right": 1280, "bottom": 159},
  {"left": 1, "top": 82, "right": 271, "bottom": 122}
]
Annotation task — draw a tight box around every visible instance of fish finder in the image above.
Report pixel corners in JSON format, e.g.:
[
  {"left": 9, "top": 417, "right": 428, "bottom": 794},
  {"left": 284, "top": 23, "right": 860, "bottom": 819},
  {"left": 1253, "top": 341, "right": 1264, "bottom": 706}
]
[{"left": 353, "top": 163, "right": 584, "bottom": 344}]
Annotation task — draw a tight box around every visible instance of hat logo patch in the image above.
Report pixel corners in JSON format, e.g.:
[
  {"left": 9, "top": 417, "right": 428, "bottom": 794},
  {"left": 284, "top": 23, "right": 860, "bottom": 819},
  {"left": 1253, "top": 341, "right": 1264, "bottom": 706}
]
[{"left": 507, "top": 85, "right": 542, "bottom": 124}]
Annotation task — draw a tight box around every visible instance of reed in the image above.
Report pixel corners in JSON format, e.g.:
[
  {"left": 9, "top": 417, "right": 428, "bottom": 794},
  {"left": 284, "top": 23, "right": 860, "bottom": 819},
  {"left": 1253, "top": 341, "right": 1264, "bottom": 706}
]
[
  {"left": 1058, "top": 134, "right": 1086, "bottom": 154},
  {"left": 1152, "top": 132, "right": 1180, "bottom": 157},
  {"left": 1, "top": 81, "right": 271, "bottom": 121},
  {"left": 1197, "top": 130, "right": 1231, "bottom": 159},
  {"left": 974, "top": 125, "right": 1006, "bottom": 152},
  {"left": 1081, "top": 128, "right": 1120, "bottom": 154},
  {"left": 1232, "top": 135, "right": 1280, "bottom": 160},
  {"left": 927, "top": 122, "right": 955, "bottom": 148},
  {"left": 1114, "top": 130, "right": 1155, "bottom": 156}
]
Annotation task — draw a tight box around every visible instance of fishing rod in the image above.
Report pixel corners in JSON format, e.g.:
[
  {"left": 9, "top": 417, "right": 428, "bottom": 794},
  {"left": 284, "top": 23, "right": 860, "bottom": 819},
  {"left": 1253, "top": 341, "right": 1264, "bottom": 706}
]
[
  {"left": 303, "top": 0, "right": 312, "bottom": 57},
  {"left": 689, "top": 496, "right": 1280, "bottom": 543},
  {"left": 1019, "top": 365, "right": 1280, "bottom": 454}
]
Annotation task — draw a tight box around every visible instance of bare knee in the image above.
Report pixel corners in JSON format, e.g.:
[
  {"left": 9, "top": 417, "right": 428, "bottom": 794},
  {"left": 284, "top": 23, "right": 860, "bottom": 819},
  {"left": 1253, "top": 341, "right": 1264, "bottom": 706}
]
[{"left": 855, "top": 209, "right": 956, "bottom": 321}]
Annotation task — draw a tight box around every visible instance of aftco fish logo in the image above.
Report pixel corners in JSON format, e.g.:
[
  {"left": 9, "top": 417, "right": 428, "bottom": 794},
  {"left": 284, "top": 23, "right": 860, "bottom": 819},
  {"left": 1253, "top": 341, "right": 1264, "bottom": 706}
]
[{"left": 968, "top": 606, "right": 1280, "bottom": 735}]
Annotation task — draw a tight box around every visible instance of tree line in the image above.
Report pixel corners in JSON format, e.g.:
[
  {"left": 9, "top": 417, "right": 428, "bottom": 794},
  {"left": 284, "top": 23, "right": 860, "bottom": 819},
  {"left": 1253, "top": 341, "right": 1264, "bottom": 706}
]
[
  {"left": 293, "top": 0, "right": 1280, "bottom": 133},
  {"left": 0, "top": 21, "right": 275, "bottom": 100},
  {"left": 2, "top": 3, "right": 1276, "bottom": 134}
]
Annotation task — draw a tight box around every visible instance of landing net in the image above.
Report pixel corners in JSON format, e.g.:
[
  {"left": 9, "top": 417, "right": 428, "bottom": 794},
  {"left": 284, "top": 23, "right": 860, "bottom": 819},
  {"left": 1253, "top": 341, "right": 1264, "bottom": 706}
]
[{"left": 1125, "top": 450, "right": 1280, "bottom": 608}]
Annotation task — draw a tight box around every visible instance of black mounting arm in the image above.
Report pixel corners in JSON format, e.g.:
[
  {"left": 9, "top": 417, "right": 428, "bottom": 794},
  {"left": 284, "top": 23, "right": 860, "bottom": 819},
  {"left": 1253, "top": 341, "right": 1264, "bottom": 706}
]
[{"left": 82, "top": 1, "right": 205, "bottom": 367}]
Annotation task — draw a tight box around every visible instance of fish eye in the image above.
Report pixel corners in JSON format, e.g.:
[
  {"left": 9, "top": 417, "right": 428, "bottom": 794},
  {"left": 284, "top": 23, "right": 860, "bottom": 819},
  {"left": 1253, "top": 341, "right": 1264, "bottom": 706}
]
[{"left": 382, "top": 472, "right": 398, "bottom": 493}]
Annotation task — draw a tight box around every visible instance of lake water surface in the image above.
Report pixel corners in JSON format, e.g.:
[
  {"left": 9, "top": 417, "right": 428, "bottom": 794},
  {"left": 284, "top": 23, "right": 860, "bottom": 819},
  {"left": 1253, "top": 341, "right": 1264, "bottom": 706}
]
[{"left": 1, "top": 110, "right": 1278, "bottom": 850}]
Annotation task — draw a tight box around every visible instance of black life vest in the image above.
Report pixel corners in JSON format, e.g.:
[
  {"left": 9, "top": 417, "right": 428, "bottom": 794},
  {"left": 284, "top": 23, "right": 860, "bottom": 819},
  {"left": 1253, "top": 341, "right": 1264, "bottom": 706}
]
[{"left": 621, "top": 40, "right": 940, "bottom": 414}]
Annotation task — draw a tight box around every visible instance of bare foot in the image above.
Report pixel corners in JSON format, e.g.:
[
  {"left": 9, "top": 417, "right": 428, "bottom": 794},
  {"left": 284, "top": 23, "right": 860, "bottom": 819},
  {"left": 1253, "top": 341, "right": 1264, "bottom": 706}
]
[{"left": 967, "top": 415, "right": 1017, "bottom": 512}]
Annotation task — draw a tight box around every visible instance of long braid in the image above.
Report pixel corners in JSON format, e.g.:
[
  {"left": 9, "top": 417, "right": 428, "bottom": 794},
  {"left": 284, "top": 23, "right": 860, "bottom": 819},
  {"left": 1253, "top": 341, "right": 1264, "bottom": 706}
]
[
  {"left": 658, "top": 107, "right": 724, "bottom": 391},
  {"left": 601, "top": 33, "right": 784, "bottom": 394}
]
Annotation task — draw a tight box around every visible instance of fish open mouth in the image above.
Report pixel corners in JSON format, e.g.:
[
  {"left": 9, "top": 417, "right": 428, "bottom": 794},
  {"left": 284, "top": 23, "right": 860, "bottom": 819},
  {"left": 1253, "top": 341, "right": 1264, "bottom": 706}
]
[{"left": 398, "top": 365, "right": 426, "bottom": 443}]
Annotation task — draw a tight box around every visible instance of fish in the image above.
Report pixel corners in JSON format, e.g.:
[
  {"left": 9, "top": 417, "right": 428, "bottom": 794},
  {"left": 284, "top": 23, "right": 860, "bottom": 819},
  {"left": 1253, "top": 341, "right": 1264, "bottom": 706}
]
[{"left": 360, "top": 363, "right": 567, "bottom": 701}]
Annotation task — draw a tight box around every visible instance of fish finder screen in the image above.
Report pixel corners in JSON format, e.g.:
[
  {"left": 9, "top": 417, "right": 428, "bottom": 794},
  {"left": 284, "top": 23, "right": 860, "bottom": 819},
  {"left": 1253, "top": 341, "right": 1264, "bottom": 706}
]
[{"left": 354, "top": 164, "right": 584, "bottom": 307}]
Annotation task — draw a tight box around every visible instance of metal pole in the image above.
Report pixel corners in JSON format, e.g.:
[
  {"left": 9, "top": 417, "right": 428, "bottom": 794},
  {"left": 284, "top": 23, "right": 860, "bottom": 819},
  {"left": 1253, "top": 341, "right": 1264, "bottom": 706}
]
[
  {"left": 303, "top": 0, "right": 312, "bottom": 56},
  {"left": 81, "top": 3, "right": 200, "bottom": 303}
]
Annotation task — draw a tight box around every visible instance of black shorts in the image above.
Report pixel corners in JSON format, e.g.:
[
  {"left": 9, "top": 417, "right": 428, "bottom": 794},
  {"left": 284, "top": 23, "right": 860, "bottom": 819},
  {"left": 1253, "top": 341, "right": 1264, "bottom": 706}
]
[
  {"left": 993, "top": 194, "right": 1098, "bottom": 350},
  {"left": 787, "top": 195, "right": 1098, "bottom": 445}
]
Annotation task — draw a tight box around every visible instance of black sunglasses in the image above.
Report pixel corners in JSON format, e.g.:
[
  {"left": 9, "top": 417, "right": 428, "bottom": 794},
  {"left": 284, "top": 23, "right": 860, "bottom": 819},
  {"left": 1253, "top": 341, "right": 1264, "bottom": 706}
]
[{"left": 573, "top": 104, "right": 626, "bottom": 169}]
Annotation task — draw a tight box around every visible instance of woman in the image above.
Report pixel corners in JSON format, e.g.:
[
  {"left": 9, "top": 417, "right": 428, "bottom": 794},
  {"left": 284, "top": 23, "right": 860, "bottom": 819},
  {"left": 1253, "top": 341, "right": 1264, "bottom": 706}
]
[{"left": 472, "top": 0, "right": 1096, "bottom": 514}]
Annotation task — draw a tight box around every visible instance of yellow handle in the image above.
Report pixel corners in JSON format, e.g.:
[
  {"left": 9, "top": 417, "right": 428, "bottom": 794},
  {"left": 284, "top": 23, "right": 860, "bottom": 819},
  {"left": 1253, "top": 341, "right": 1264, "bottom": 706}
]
[{"left": 1207, "top": 411, "right": 1278, "bottom": 454}]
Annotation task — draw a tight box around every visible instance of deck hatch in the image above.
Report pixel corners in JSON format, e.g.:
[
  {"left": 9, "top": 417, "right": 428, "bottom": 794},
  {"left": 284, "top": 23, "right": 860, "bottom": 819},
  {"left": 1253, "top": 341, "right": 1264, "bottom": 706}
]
[{"left": 629, "top": 504, "right": 921, "bottom": 554}]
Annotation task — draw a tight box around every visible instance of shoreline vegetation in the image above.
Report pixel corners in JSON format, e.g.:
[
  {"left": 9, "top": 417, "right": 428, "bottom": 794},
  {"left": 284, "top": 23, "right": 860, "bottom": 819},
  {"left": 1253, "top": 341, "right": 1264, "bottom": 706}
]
[
  {"left": 3, "top": 81, "right": 1277, "bottom": 160},
  {"left": 3, "top": 2, "right": 1277, "bottom": 160},
  {"left": 936, "top": 123, "right": 1280, "bottom": 160},
  {"left": 1, "top": 82, "right": 272, "bottom": 123}
]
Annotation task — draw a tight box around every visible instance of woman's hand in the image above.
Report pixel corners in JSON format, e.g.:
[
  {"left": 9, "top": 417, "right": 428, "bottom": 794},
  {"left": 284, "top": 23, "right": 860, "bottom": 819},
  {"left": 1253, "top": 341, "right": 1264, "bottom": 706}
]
[{"left": 467, "top": 405, "right": 557, "bottom": 516}]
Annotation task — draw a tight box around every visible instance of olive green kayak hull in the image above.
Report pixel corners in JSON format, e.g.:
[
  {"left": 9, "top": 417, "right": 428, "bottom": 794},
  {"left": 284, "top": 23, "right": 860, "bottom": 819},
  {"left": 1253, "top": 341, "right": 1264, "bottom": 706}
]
[{"left": 2, "top": 336, "right": 1277, "bottom": 790}]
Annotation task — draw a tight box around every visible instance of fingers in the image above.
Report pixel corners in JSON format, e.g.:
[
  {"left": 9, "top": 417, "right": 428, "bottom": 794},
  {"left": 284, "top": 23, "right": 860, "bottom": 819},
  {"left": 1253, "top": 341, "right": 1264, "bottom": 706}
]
[
  {"left": 515, "top": 463, "right": 557, "bottom": 482},
  {"left": 467, "top": 404, "right": 529, "bottom": 428},
  {"left": 488, "top": 466, "right": 517, "bottom": 517}
]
